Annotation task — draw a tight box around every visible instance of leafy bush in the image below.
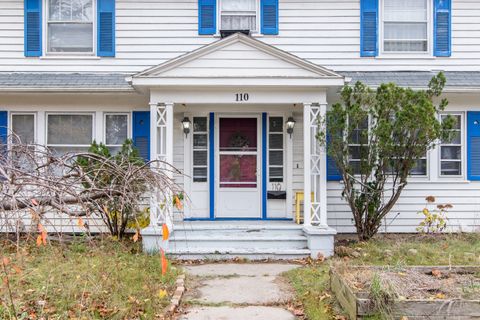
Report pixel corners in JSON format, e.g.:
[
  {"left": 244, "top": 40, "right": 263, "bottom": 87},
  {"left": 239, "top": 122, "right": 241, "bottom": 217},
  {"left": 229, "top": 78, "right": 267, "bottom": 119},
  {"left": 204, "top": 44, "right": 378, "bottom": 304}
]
[{"left": 76, "top": 139, "right": 149, "bottom": 239}]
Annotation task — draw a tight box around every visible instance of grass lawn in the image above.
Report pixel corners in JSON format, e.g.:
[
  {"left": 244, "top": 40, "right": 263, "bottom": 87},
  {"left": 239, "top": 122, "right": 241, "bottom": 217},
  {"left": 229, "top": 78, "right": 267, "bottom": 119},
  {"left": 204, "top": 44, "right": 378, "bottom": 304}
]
[
  {"left": 0, "top": 237, "right": 180, "bottom": 320},
  {"left": 285, "top": 233, "right": 480, "bottom": 320}
]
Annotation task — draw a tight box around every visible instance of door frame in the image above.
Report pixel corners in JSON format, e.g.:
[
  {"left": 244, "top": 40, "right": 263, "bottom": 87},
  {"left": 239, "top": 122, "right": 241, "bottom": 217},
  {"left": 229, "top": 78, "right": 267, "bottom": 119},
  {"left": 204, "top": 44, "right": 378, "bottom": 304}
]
[{"left": 214, "top": 113, "right": 263, "bottom": 218}]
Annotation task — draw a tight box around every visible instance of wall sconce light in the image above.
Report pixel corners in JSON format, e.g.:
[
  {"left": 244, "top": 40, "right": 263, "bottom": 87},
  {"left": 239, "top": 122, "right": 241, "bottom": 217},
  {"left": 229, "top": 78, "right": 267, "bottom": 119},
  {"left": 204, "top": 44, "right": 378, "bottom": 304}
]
[
  {"left": 181, "top": 117, "right": 191, "bottom": 138},
  {"left": 286, "top": 116, "right": 296, "bottom": 138}
]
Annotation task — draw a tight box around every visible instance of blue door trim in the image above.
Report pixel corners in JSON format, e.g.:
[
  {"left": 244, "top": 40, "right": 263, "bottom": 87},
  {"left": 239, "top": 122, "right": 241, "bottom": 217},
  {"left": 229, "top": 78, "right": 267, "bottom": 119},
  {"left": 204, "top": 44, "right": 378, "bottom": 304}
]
[
  {"left": 262, "top": 113, "right": 268, "bottom": 219},
  {"left": 209, "top": 112, "right": 215, "bottom": 219}
]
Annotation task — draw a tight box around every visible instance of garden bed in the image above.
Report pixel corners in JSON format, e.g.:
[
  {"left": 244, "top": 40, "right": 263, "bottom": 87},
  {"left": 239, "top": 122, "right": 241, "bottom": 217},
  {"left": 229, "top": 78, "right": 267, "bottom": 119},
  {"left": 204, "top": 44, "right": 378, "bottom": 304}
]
[{"left": 330, "top": 265, "right": 480, "bottom": 319}]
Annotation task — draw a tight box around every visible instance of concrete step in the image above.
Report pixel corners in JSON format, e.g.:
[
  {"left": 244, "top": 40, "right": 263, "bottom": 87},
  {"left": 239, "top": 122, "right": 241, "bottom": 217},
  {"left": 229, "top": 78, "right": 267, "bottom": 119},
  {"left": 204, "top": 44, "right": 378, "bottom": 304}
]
[
  {"left": 169, "top": 234, "right": 308, "bottom": 250},
  {"left": 167, "top": 248, "right": 311, "bottom": 260},
  {"left": 173, "top": 223, "right": 305, "bottom": 237}
]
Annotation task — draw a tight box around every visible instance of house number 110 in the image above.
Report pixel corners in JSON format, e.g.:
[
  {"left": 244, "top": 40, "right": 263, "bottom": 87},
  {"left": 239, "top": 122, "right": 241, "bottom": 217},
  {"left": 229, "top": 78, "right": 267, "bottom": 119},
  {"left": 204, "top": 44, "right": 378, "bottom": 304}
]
[{"left": 235, "top": 93, "right": 249, "bottom": 102}]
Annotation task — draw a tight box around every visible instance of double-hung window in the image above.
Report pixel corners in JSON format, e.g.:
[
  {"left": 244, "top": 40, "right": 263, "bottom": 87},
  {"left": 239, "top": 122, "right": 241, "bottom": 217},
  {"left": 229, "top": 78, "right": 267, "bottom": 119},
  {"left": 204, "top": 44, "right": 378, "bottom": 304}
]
[
  {"left": 46, "top": 114, "right": 94, "bottom": 155},
  {"left": 47, "top": 0, "right": 94, "bottom": 53},
  {"left": 104, "top": 114, "right": 129, "bottom": 154},
  {"left": 440, "top": 114, "right": 463, "bottom": 176},
  {"left": 220, "top": 0, "right": 258, "bottom": 31},
  {"left": 382, "top": 0, "right": 429, "bottom": 52}
]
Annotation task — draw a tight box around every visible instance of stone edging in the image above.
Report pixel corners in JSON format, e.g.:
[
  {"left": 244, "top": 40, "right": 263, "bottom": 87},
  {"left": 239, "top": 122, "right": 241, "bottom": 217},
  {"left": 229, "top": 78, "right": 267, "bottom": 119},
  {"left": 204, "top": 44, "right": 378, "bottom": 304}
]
[{"left": 165, "top": 274, "right": 186, "bottom": 317}]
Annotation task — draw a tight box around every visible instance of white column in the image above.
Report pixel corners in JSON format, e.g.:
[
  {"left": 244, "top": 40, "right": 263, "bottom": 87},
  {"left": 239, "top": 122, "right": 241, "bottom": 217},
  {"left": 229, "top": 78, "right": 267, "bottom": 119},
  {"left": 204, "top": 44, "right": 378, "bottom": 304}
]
[
  {"left": 164, "top": 102, "right": 174, "bottom": 231},
  {"left": 303, "top": 103, "right": 312, "bottom": 226},
  {"left": 149, "top": 103, "right": 158, "bottom": 162},
  {"left": 149, "top": 102, "right": 159, "bottom": 227},
  {"left": 319, "top": 103, "right": 328, "bottom": 227},
  {"left": 165, "top": 102, "right": 174, "bottom": 165}
]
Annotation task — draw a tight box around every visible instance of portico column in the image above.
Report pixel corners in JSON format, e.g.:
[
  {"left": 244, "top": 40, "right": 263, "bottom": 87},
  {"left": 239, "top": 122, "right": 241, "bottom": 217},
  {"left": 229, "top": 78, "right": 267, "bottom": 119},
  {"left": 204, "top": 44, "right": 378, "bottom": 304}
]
[
  {"left": 302, "top": 101, "right": 336, "bottom": 258},
  {"left": 303, "top": 102, "right": 328, "bottom": 227},
  {"left": 148, "top": 102, "right": 174, "bottom": 230},
  {"left": 303, "top": 102, "right": 312, "bottom": 227}
]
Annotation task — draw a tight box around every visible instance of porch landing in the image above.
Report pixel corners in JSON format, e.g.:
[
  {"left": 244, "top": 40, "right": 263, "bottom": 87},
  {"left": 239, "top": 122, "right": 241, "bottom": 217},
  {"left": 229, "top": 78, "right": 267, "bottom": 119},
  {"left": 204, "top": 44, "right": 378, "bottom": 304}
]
[{"left": 142, "top": 221, "right": 336, "bottom": 260}]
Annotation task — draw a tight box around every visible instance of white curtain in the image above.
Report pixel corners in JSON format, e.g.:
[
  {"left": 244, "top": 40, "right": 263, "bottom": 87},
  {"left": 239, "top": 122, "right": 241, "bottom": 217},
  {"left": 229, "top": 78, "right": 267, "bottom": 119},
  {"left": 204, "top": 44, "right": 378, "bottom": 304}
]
[{"left": 221, "top": 0, "right": 256, "bottom": 30}]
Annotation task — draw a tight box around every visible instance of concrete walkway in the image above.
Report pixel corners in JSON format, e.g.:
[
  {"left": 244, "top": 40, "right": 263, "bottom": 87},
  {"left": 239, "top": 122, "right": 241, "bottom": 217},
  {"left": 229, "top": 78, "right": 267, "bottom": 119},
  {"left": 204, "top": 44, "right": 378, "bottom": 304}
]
[{"left": 177, "top": 263, "right": 299, "bottom": 320}]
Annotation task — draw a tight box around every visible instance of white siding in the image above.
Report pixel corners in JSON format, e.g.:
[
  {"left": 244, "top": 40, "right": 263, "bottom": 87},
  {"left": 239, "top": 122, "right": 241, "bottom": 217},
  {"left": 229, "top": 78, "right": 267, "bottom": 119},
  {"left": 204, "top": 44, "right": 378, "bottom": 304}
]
[{"left": 2, "top": 0, "right": 480, "bottom": 73}]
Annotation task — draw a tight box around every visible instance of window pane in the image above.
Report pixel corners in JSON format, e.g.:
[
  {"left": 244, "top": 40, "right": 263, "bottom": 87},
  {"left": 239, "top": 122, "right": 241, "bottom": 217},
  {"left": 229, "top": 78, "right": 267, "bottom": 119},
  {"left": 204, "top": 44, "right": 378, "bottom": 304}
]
[
  {"left": 105, "top": 115, "right": 128, "bottom": 145},
  {"left": 193, "top": 151, "right": 208, "bottom": 166},
  {"left": 269, "top": 134, "right": 283, "bottom": 149},
  {"left": 219, "top": 118, "right": 257, "bottom": 152},
  {"left": 221, "top": 15, "right": 256, "bottom": 30},
  {"left": 269, "top": 117, "right": 283, "bottom": 133},
  {"left": 384, "top": 23, "right": 427, "bottom": 40},
  {"left": 269, "top": 167, "right": 283, "bottom": 182},
  {"left": 220, "top": 154, "right": 256, "bottom": 188},
  {"left": 193, "top": 134, "right": 208, "bottom": 149},
  {"left": 384, "top": 0, "right": 427, "bottom": 21},
  {"left": 410, "top": 159, "right": 427, "bottom": 176},
  {"left": 49, "top": 0, "right": 93, "bottom": 21},
  {"left": 441, "top": 146, "right": 461, "bottom": 160},
  {"left": 222, "top": 0, "right": 256, "bottom": 11},
  {"left": 48, "top": 23, "right": 93, "bottom": 52},
  {"left": 193, "top": 168, "right": 208, "bottom": 182},
  {"left": 441, "top": 161, "right": 461, "bottom": 176},
  {"left": 193, "top": 117, "right": 207, "bottom": 132},
  {"left": 48, "top": 114, "right": 93, "bottom": 145},
  {"left": 12, "top": 114, "right": 35, "bottom": 144},
  {"left": 269, "top": 150, "right": 283, "bottom": 166}
]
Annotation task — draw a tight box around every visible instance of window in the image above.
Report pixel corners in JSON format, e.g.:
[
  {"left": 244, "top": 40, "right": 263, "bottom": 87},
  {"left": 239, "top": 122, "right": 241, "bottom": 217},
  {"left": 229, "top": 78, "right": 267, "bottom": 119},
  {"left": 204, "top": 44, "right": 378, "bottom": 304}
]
[
  {"left": 47, "top": 114, "right": 94, "bottom": 154},
  {"left": 440, "top": 114, "right": 463, "bottom": 176},
  {"left": 410, "top": 153, "right": 427, "bottom": 176},
  {"left": 268, "top": 117, "right": 284, "bottom": 183},
  {"left": 348, "top": 117, "right": 369, "bottom": 175},
  {"left": 11, "top": 114, "right": 35, "bottom": 144},
  {"left": 105, "top": 114, "right": 128, "bottom": 154},
  {"left": 192, "top": 117, "right": 208, "bottom": 182},
  {"left": 220, "top": 0, "right": 257, "bottom": 31},
  {"left": 382, "top": 0, "right": 428, "bottom": 52},
  {"left": 47, "top": 0, "right": 94, "bottom": 53}
]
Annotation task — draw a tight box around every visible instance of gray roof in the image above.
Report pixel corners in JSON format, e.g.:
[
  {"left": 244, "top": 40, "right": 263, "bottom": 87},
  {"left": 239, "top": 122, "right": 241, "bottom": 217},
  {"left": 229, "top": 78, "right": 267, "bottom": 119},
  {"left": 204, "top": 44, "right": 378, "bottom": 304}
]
[
  {"left": 341, "top": 71, "right": 480, "bottom": 90},
  {"left": 0, "top": 71, "right": 480, "bottom": 92},
  {"left": 0, "top": 73, "right": 133, "bottom": 91}
]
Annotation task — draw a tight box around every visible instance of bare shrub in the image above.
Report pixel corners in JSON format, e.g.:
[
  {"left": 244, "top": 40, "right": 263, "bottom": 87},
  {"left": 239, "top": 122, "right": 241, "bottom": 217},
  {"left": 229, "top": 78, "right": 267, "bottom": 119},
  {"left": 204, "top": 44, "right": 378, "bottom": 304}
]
[{"left": 0, "top": 134, "right": 182, "bottom": 241}]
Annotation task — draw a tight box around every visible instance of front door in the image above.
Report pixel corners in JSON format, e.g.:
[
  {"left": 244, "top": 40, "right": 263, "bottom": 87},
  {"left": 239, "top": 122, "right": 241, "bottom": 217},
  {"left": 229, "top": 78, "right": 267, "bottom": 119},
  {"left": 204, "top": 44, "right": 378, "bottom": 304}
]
[{"left": 215, "top": 116, "right": 261, "bottom": 218}]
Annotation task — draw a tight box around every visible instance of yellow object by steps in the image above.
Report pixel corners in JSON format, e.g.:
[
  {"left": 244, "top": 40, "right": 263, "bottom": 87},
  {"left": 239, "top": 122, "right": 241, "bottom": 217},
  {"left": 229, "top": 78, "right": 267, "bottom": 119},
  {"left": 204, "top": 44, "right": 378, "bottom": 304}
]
[{"left": 294, "top": 191, "right": 314, "bottom": 224}]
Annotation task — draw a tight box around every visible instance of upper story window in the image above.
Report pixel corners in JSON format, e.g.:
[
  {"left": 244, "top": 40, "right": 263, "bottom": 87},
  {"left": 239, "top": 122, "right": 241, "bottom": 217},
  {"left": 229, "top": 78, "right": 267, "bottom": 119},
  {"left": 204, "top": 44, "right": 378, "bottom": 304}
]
[
  {"left": 360, "top": 0, "right": 450, "bottom": 57},
  {"left": 47, "top": 0, "right": 94, "bottom": 53},
  {"left": 382, "top": 0, "right": 429, "bottom": 53},
  {"left": 220, "top": 0, "right": 258, "bottom": 32}
]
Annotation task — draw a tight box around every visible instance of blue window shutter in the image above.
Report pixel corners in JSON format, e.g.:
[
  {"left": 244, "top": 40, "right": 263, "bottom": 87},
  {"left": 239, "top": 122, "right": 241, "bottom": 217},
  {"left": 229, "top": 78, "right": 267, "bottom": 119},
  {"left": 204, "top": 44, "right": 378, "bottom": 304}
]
[
  {"left": 326, "top": 135, "right": 341, "bottom": 181},
  {"left": 360, "top": 0, "right": 378, "bottom": 57},
  {"left": 97, "top": 0, "right": 115, "bottom": 57},
  {"left": 24, "top": 0, "right": 42, "bottom": 57},
  {"left": 467, "top": 112, "right": 480, "bottom": 181},
  {"left": 261, "top": 0, "right": 279, "bottom": 35},
  {"left": 0, "top": 111, "right": 7, "bottom": 146},
  {"left": 198, "top": 0, "right": 216, "bottom": 35},
  {"left": 132, "top": 111, "right": 150, "bottom": 162},
  {"left": 434, "top": 0, "right": 451, "bottom": 57}
]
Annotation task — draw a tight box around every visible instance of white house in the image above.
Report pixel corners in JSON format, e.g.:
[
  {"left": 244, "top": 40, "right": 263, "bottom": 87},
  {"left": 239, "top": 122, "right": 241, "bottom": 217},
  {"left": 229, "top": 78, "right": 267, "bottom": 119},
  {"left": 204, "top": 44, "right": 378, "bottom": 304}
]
[{"left": 1, "top": 0, "right": 479, "bottom": 259}]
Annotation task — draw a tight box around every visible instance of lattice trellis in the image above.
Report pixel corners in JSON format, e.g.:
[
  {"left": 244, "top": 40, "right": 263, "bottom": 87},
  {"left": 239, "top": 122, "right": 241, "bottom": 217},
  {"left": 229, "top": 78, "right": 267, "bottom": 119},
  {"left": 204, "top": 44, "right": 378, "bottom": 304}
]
[
  {"left": 306, "top": 104, "right": 326, "bottom": 225},
  {"left": 149, "top": 103, "right": 173, "bottom": 228}
]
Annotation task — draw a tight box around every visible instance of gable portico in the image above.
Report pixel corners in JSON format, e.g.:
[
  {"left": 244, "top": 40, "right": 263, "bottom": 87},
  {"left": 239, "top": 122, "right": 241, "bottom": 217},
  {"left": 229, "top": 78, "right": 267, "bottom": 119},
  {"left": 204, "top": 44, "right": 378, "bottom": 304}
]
[{"left": 133, "top": 33, "right": 344, "bottom": 258}]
